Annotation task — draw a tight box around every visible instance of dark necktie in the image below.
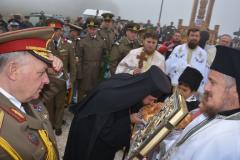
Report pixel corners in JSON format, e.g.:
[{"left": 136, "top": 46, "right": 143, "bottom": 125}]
[{"left": 53, "top": 40, "right": 58, "bottom": 50}]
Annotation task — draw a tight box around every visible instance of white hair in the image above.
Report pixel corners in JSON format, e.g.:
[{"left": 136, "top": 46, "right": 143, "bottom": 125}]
[
  {"left": 0, "top": 51, "right": 29, "bottom": 73},
  {"left": 224, "top": 74, "right": 236, "bottom": 89},
  {"left": 220, "top": 34, "right": 232, "bottom": 40}
]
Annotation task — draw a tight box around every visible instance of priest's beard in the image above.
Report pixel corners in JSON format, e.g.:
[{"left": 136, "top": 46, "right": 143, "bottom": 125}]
[
  {"left": 187, "top": 40, "right": 198, "bottom": 49},
  {"left": 200, "top": 92, "right": 218, "bottom": 118}
]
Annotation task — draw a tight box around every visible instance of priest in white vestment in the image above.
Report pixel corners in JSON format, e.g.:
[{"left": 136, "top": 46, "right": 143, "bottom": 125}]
[
  {"left": 115, "top": 31, "right": 165, "bottom": 74},
  {"left": 165, "top": 28, "right": 208, "bottom": 94},
  {"left": 162, "top": 46, "right": 240, "bottom": 160}
]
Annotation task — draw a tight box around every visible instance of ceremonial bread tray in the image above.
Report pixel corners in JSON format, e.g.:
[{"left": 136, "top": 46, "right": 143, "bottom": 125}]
[{"left": 127, "top": 90, "right": 188, "bottom": 160}]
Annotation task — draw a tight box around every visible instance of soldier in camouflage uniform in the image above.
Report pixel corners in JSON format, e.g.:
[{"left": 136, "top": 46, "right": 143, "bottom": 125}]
[{"left": 110, "top": 22, "right": 141, "bottom": 74}]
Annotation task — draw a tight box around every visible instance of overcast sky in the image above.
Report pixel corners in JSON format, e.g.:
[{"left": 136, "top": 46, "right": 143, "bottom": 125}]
[{"left": 1, "top": 0, "right": 239, "bottom": 36}]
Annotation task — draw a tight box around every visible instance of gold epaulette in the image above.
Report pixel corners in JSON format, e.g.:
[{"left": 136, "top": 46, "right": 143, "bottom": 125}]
[
  {"left": 0, "top": 136, "right": 23, "bottom": 160},
  {"left": 0, "top": 109, "right": 4, "bottom": 129},
  {"left": 38, "top": 130, "right": 57, "bottom": 160}
]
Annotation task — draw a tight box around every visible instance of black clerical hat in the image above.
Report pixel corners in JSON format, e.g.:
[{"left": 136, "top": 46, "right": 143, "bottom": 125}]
[
  {"left": 211, "top": 45, "right": 240, "bottom": 95},
  {"left": 178, "top": 66, "right": 203, "bottom": 91}
]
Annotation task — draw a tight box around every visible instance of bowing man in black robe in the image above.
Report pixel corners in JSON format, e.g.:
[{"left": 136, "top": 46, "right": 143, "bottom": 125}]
[{"left": 63, "top": 66, "right": 171, "bottom": 160}]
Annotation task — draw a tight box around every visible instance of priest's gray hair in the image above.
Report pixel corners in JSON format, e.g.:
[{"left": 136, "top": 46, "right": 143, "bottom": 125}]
[
  {"left": 224, "top": 74, "right": 236, "bottom": 89},
  {"left": 0, "top": 51, "right": 29, "bottom": 73}
]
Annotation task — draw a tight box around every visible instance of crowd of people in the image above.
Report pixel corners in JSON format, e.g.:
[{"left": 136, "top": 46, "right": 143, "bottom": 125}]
[{"left": 0, "top": 10, "right": 239, "bottom": 160}]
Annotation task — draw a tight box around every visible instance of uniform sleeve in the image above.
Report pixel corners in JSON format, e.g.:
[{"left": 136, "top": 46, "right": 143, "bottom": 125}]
[
  {"left": 77, "top": 41, "right": 84, "bottom": 79},
  {"left": 68, "top": 44, "right": 76, "bottom": 84},
  {"left": 110, "top": 44, "right": 121, "bottom": 74}
]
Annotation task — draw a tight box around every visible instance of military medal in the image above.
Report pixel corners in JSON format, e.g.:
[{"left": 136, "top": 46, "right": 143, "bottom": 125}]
[
  {"left": 33, "top": 105, "right": 43, "bottom": 112},
  {"left": 27, "top": 132, "right": 40, "bottom": 146}
]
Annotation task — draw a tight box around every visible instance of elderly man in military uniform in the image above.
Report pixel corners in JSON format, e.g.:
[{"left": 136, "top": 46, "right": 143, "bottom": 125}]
[
  {"left": 0, "top": 27, "right": 63, "bottom": 160},
  {"left": 110, "top": 22, "right": 141, "bottom": 74},
  {"left": 77, "top": 17, "right": 107, "bottom": 102},
  {"left": 41, "top": 19, "right": 76, "bottom": 136}
]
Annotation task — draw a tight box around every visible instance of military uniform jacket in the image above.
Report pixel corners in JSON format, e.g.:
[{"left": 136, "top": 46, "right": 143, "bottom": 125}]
[
  {"left": 47, "top": 38, "right": 76, "bottom": 84},
  {"left": 110, "top": 36, "right": 141, "bottom": 74},
  {"left": 68, "top": 37, "right": 82, "bottom": 80},
  {"left": 0, "top": 93, "right": 59, "bottom": 160},
  {"left": 98, "top": 28, "right": 116, "bottom": 53},
  {"left": 77, "top": 33, "right": 107, "bottom": 91}
]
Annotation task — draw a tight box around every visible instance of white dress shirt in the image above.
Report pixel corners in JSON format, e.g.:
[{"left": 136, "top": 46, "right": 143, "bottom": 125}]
[{"left": 0, "top": 87, "right": 25, "bottom": 113}]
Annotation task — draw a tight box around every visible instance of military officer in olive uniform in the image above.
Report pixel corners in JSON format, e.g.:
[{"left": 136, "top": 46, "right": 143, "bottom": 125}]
[
  {"left": 77, "top": 17, "right": 107, "bottom": 102},
  {"left": 0, "top": 27, "right": 63, "bottom": 160},
  {"left": 110, "top": 22, "right": 141, "bottom": 74},
  {"left": 67, "top": 23, "right": 83, "bottom": 103},
  {"left": 42, "top": 19, "right": 76, "bottom": 136},
  {"left": 98, "top": 13, "right": 116, "bottom": 53}
]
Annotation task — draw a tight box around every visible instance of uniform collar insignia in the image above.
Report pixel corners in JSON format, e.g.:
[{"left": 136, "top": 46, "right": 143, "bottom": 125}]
[{"left": 9, "top": 108, "right": 26, "bottom": 123}]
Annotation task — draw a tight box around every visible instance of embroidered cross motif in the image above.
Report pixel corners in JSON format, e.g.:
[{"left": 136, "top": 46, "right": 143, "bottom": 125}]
[{"left": 195, "top": 52, "right": 204, "bottom": 63}]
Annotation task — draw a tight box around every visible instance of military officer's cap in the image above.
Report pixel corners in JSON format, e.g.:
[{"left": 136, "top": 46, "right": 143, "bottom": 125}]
[
  {"left": 24, "top": 15, "right": 30, "bottom": 19},
  {"left": 139, "top": 26, "right": 146, "bottom": 33},
  {"left": 86, "top": 17, "right": 99, "bottom": 28},
  {"left": 46, "top": 18, "right": 64, "bottom": 29},
  {"left": 125, "top": 22, "right": 140, "bottom": 32},
  {"left": 64, "top": 17, "right": 71, "bottom": 22},
  {"left": 0, "top": 27, "right": 54, "bottom": 65},
  {"left": 101, "top": 13, "right": 114, "bottom": 21},
  {"left": 8, "top": 19, "right": 20, "bottom": 27},
  {"left": 68, "top": 23, "right": 82, "bottom": 31},
  {"left": 211, "top": 45, "right": 240, "bottom": 95}
]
